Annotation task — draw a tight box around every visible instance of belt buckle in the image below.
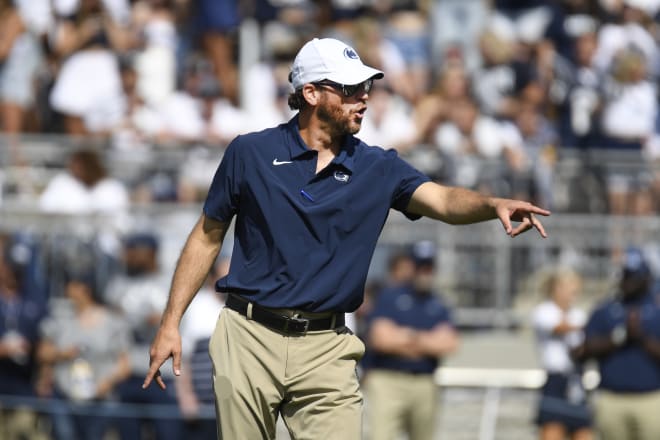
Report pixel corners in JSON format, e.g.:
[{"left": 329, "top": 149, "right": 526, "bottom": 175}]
[{"left": 284, "top": 315, "right": 310, "bottom": 335}]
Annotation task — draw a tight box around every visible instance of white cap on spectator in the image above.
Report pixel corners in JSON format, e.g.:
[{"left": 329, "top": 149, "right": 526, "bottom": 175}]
[{"left": 289, "top": 38, "right": 384, "bottom": 90}]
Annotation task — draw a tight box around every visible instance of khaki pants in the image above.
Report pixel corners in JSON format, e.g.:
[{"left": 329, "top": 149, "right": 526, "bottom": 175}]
[
  {"left": 364, "top": 369, "right": 438, "bottom": 440},
  {"left": 594, "top": 389, "right": 660, "bottom": 440},
  {"left": 209, "top": 308, "right": 365, "bottom": 440}
]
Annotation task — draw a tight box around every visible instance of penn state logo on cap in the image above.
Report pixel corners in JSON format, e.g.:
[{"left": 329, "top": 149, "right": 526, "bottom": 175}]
[
  {"left": 334, "top": 171, "right": 350, "bottom": 183},
  {"left": 343, "top": 47, "right": 359, "bottom": 60}
]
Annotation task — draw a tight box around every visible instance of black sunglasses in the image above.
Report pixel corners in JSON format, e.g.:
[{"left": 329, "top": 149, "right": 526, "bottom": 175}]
[{"left": 313, "top": 78, "right": 374, "bottom": 97}]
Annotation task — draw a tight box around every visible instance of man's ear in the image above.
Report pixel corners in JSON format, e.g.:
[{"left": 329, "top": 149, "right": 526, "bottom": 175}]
[{"left": 301, "top": 83, "right": 320, "bottom": 107}]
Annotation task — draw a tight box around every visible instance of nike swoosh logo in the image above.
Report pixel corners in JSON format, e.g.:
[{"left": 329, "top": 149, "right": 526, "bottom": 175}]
[{"left": 273, "top": 159, "right": 293, "bottom": 166}]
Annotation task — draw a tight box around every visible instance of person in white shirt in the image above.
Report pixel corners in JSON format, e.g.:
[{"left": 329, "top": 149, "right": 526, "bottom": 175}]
[
  {"left": 39, "top": 150, "right": 130, "bottom": 215},
  {"left": 532, "top": 269, "right": 593, "bottom": 440},
  {"left": 599, "top": 48, "right": 657, "bottom": 215},
  {"left": 39, "top": 149, "right": 129, "bottom": 217},
  {"left": 434, "top": 98, "right": 527, "bottom": 196}
]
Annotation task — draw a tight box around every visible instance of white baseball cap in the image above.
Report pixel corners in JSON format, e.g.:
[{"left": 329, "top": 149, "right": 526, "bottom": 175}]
[{"left": 289, "top": 38, "right": 384, "bottom": 90}]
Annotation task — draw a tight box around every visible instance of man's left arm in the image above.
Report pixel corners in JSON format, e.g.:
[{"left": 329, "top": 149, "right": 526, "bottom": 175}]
[{"left": 406, "top": 182, "right": 550, "bottom": 237}]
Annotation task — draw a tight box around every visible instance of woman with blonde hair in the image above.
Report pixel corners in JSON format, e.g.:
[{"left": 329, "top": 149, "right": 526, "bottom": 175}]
[{"left": 532, "top": 269, "right": 593, "bottom": 440}]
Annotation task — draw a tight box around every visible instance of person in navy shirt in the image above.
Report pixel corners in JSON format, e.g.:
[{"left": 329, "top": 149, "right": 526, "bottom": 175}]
[
  {"left": 364, "top": 241, "right": 458, "bottom": 440},
  {"left": 573, "top": 248, "right": 660, "bottom": 440},
  {"left": 144, "top": 37, "right": 550, "bottom": 439}
]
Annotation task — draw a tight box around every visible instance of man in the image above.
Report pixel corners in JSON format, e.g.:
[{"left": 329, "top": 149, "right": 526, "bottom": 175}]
[
  {"left": 143, "top": 37, "right": 550, "bottom": 439},
  {"left": 573, "top": 248, "right": 660, "bottom": 440},
  {"left": 364, "top": 241, "right": 458, "bottom": 440}
]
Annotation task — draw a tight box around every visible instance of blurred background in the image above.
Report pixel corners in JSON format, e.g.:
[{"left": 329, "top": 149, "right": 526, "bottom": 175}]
[{"left": 0, "top": 0, "right": 659, "bottom": 439}]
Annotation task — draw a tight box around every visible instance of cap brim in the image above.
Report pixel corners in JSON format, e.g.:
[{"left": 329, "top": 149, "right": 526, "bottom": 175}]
[{"left": 326, "top": 65, "right": 384, "bottom": 85}]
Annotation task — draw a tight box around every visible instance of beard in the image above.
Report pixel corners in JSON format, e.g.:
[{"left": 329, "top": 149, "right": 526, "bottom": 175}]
[{"left": 317, "top": 93, "right": 362, "bottom": 137}]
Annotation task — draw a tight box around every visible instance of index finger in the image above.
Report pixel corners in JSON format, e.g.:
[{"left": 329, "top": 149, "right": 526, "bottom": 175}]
[{"left": 523, "top": 205, "right": 551, "bottom": 216}]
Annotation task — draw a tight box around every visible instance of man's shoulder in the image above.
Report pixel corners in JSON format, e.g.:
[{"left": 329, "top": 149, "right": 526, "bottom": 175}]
[
  {"left": 228, "top": 123, "right": 288, "bottom": 152},
  {"left": 353, "top": 137, "right": 395, "bottom": 157},
  {"left": 350, "top": 137, "right": 404, "bottom": 172}
]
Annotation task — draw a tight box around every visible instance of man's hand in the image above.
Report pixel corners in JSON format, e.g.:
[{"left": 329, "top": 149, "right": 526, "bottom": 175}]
[
  {"left": 143, "top": 325, "right": 182, "bottom": 390},
  {"left": 492, "top": 198, "right": 550, "bottom": 238}
]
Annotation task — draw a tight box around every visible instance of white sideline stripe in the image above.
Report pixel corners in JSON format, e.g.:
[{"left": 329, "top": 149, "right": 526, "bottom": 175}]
[
  {"left": 435, "top": 367, "right": 546, "bottom": 389},
  {"left": 435, "top": 367, "right": 602, "bottom": 390}
]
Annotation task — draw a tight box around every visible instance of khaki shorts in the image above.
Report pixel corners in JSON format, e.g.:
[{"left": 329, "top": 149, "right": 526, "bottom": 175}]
[
  {"left": 594, "top": 389, "right": 660, "bottom": 440},
  {"left": 209, "top": 308, "right": 365, "bottom": 439}
]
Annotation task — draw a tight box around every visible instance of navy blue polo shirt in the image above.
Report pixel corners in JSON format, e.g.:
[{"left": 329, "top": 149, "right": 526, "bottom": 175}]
[
  {"left": 203, "top": 116, "right": 429, "bottom": 312},
  {"left": 585, "top": 292, "right": 660, "bottom": 393},
  {"left": 366, "top": 285, "right": 453, "bottom": 374}
]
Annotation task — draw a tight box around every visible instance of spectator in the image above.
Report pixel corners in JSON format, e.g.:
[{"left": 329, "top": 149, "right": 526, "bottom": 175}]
[
  {"left": 382, "top": 1, "right": 432, "bottom": 102},
  {"left": 413, "top": 60, "right": 470, "bottom": 146},
  {"left": 364, "top": 241, "right": 459, "bottom": 440},
  {"left": 177, "top": 256, "right": 229, "bottom": 439},
  {"left": 153, "top": 57, "right": 211, "bottom": 145},
  {"left": 36, "top": 272, "right": 131, "bottom": 440},
  {"left": 39, "top": 149, "right": 129, "bottom": 219},
  {"left": 111, "top": 56, "right": 162, "bottom": 151},
  {"left": 532, "top": 269, "right": 593, "bottom": 440},
  {"left": 104, "top": 232, "right": 183, "bottom": 440},
  {"left": 386, "top": 250, "right": 416, "bottom": 288},
  {"left": 599, "top": 48, "right": 657, "bottom": 215},
  {"left": 433, "top": 98, "right": 527, "bottom": 196},
  {"left": 131, "top": 0, "right": 177, "bottom": 107},
  {"left": 48, "top": 0, "right": 134, "bottom": 135},
  {"left": 241, "top": 29, "right": 297, "bottom": 132},
  {"left": 600, "top": 48, "right": 657, "bottom": 150},
  {"left": 565, "top": 25, "right": 602, "bottom": 148},
  {"left": 0, "top": 236, "right": 46, "bottom": 440},
  {"left": 471, "top": 14, "right": 521, "bottom": 119},
  {"left": 592, "top": 0, "right": 659, "bottom": 78},
  {"left": 357, "top": 83, "right": 416, "bottom": 153},
  {"left": 192, "top": 0, "right": 240, "bottom": 105},
  {"left": 573, "top": 248, "right": 660, "bottom": 440},
  {"left": 351, "top": 16, "right": 417, "bottom": 104},
  {"left": 0, "top": 0, "right": 49, "bottom": 134},
  {"left": 515, "top": 101, "right": 559, "bottom": 208}
]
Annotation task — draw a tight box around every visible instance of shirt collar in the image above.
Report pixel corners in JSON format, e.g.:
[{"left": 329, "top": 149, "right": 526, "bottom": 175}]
[
  {"left": 286, "top": 116, "right": 310, "bottom": 160},
  {"left": 286, "top": 116, "right": 356, "bottom": 173}
]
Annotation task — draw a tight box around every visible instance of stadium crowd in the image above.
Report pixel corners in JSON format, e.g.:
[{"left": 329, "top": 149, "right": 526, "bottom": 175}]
[
  {"left": 2, "top": 0, "right": 660, "bottom": 439},
  {"left": 0, "top": 0, "right": 659, "bottom": 214}
]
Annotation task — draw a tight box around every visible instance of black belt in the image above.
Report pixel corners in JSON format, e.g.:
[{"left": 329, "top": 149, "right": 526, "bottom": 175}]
[{"left": 225, "top": 294, "right": 345, "bottom": 335}]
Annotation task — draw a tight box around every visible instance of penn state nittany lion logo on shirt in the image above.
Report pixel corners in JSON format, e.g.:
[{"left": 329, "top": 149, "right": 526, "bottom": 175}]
[
  {"left": 334, "top": 171, "right": 350, "bottom": 183},
  {"left": 343, "top": 48, "right": 359, "bottom": 60}
]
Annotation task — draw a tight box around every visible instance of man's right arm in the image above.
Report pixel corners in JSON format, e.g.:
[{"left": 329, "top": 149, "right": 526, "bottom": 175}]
[{"left": 143, "top": 214, "right": 229, "bottom": 390}]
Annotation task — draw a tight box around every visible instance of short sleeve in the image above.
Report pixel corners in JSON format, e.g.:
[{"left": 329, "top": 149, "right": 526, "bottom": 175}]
[
  {"left": 203, "top": 136, "right": 245, "bottom": 222},
  {"left": 388, "top": 151, "right": 430, "bottom": 220}
]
